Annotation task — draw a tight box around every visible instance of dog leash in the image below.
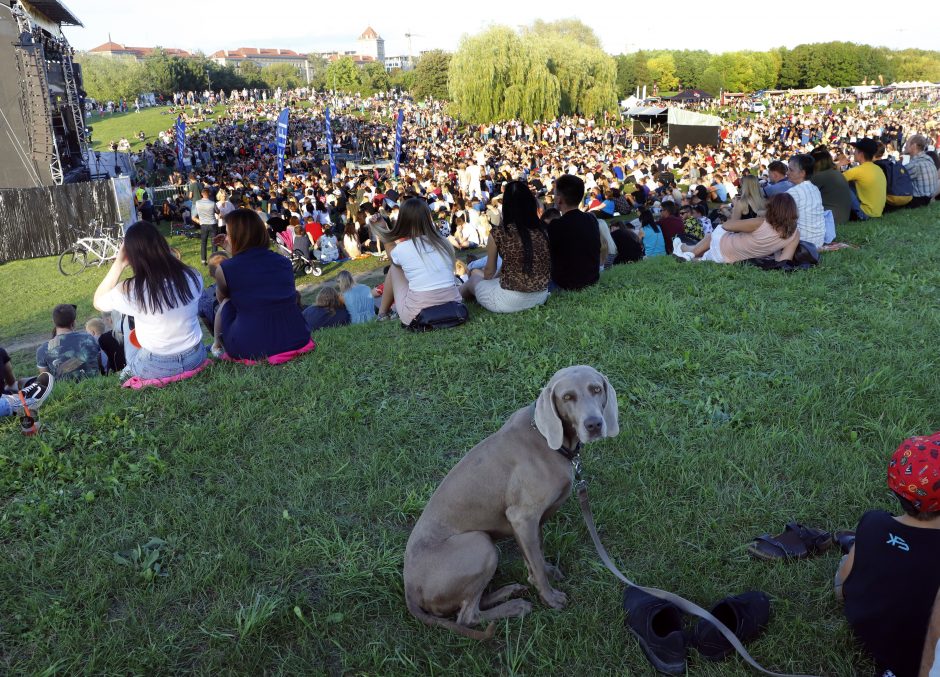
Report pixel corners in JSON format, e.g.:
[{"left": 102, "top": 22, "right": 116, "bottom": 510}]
[{"left": 574, "top": 471, "right": 817, "bottom": 677}]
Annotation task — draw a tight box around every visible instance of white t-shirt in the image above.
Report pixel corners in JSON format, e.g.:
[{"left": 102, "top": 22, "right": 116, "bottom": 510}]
[
  {"left": 787, "top": 181, "right": 825, "bottom": 247},
  {"left": 98, "top": 273, "right": 204, "bottom": 355},
  {"left": 390, "top": 238, "right": 455, "bottom": 292}
]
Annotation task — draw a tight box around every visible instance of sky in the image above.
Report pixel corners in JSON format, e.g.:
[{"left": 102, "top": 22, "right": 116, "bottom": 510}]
[{"left": 61, "top": 0, "right": 940, "bottom": 57}]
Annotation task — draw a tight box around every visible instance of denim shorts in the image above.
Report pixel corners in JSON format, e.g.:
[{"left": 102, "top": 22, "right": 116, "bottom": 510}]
[{"left": 127, "top": 342, "right": 207, "bottom": 380}]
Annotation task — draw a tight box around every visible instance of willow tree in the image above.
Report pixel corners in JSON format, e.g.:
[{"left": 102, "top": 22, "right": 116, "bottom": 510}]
[
  {"left": 448, "top": 27, "right": 559, "bottom": 123},
  {"left": 540, "top": 36, "right": 618, "bottom": 118}
]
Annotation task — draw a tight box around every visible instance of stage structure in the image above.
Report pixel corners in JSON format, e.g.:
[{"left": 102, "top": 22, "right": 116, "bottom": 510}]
[
  {"left": 623, "top": 106, "right": 722, "bottom": 149},
  {"left": 0, "top": 0, "right": 88, "bottom": 189}
]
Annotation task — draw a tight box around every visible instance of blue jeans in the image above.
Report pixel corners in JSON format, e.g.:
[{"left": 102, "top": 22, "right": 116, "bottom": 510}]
[
  {"left": 0, "top": 395, "right": 15, "bottom": 417},
  {"left": 848, "top": 184, "right": 869, "bottom": 221},
  {"left": 127, "top": 342, "right": 206, "bottom": 379},
  {"left": 467, "top": 255, "right": 502, "bottom": 273}
]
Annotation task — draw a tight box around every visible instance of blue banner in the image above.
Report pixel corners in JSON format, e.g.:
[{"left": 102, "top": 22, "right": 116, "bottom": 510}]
[
  {"left": 393, "top": 108, "right": 404, "bottom": 177},
  {"left": 174, "top": 116, "right": 185, "bottom": 170},
  {"left": 324, "top": 107, "right": 337, "bottom": 179},
  {"left": 275, "top": 108, "right": 290, "bottom": 182}
]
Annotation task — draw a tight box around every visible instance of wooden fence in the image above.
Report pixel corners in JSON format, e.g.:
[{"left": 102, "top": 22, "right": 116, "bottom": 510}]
[{"left": 0, "top": 180, "right": 120, "bottom": 263}]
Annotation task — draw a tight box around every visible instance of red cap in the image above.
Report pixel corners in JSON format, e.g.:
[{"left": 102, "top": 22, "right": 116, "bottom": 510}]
[{"left": 888, "top": 432, "right": 940, "bottom": 513}]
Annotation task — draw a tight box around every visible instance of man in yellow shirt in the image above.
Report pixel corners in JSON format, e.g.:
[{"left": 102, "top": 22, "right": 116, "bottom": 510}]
[{"left": 843, "top": 138, "right": 886, "bottom": 219}]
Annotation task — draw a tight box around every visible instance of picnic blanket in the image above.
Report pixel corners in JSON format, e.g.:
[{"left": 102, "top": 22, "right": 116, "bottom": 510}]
[
  {"left": 122, "top": 358, "right": 213, "bottom": 390},
  {"left": 221, "top": 339, "right": 316, "bottom": 366}
]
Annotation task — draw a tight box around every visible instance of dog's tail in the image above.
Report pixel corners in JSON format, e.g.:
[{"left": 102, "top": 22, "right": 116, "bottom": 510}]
[{"left": 405, "top": 593, "right": 496, "bottom": 640}]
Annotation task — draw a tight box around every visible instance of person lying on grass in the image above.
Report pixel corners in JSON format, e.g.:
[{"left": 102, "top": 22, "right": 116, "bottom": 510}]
[
  {"left": 835, "top": 432, "right": 940, "bottom": 677},
  {"left": 675, "top": 192, "right": 801, "bottom": 264}
]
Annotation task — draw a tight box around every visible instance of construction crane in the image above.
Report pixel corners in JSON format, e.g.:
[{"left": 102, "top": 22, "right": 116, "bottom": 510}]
[{"left": 404, "top": 32, "right": 423, "bottom": 67}]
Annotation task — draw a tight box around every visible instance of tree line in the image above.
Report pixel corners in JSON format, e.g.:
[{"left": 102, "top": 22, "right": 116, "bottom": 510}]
[
  {"left": 616, "top": 44, "right": 940, "bottom": 96},
  {"left": 77, "top": 24, "right": 940, "bottom": 124}
]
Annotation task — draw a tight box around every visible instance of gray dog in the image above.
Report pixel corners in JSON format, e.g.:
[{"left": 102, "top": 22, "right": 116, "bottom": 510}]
[{"left": 404, "top": 365, "right": 619, "bottom": 639}]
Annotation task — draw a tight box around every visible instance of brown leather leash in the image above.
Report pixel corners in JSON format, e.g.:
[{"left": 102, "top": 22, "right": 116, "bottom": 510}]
[{"left": 575, "top": 476, "right": 817, "bottom": 677}]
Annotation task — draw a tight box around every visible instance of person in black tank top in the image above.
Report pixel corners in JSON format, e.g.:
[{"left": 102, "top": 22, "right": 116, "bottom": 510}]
[{"left": 835, "top": 432, "right": 940, "bottom": 677}]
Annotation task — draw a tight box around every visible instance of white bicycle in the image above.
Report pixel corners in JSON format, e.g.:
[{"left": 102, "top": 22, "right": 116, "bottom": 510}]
[{"left": 58, "top": 219, "right": 124, "bottom": 276}]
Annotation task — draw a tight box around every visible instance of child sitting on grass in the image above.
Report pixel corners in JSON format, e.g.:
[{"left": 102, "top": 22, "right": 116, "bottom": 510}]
[
  {"left": 302, "top": 287, "right": 350, "bottom": 333},
  {"left": 835, "top": 431, "right": 940, "bottom": 677}
]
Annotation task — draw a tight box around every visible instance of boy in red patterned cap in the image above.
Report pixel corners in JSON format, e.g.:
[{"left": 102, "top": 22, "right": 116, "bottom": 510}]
[{"left": 835, "top": 432, "right": 940, "bottom": 677}]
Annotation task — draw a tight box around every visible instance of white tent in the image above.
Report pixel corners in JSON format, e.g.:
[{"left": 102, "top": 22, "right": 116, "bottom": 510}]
[
  {"left": 812, "top": 85, "right": 836, "bottom": 94},
  {"left": 666, "top": 108, "right": 722, "bottom": 127},
  {"left": 619, "top": 95, "right": 640, "bottom": 110}
]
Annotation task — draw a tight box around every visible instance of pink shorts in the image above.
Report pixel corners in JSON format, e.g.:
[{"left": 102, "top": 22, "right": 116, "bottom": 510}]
[{"left": 396, "top": 285, "right": 461, "bottom": 326}]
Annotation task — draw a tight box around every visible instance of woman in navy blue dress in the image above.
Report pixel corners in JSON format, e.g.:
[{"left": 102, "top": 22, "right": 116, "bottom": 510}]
[{"left": 211, "top": 209, "right": 310, "bottom": 359}]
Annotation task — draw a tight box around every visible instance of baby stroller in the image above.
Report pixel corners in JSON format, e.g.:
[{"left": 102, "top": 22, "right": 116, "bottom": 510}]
[{"left": 269, "top": 227, "right": 327, "bottom": 277}]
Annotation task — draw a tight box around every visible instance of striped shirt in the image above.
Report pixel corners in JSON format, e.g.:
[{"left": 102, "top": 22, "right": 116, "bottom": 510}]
[
  {"left": 787, "top": 181, "right": 825, "bottom": 247},
  {"left": 906, "top": 154, "right": 939, "bottom": 199}
]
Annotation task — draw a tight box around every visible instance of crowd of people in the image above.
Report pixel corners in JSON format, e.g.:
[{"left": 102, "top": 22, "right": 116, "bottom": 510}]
[{"left": 5, "top": 84, "right": 940, "bottom": 677}]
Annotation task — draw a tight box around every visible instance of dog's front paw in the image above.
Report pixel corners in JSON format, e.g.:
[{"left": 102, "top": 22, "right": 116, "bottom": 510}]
[{"left": 541, "top": 587, "right": 568, "bottom": 610}]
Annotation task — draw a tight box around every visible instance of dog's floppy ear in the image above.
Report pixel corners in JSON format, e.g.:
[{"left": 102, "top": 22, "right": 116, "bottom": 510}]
[
  {"left": 534, "top": 379, "right": 563, "bottom": 450},
  {"left": 601, "top": 373, "right": 619, "bottom": 438}
]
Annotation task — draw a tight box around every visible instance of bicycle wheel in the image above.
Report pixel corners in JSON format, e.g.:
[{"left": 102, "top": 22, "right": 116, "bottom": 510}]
[{"left": 58, "top": 247, "right": 87, "bottom": 275}]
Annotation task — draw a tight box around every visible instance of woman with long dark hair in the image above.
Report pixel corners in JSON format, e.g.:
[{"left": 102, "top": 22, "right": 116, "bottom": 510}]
[
  {"left": 375, "top": 198, "right": 460, "bottom": 324},
  {"left": 459, "top": 181, "right": 550, "bottom": 313},
  {"left": 211, "top": 208, "right": 310, "bottom": 359},
  {"left": 93, "top": 221, "right": 206, "bottom": 379}
]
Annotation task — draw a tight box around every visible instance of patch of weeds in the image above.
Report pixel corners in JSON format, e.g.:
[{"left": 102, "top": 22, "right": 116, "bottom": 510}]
[
  {"left": 113, "top": 537, "right": 172, "bottom": 585},
  {"left": 235, "top": 593, "right": 281, "bottom": 639}
]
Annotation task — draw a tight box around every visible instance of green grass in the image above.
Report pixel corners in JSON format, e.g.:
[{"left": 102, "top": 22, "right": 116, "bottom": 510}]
[
  {"left": 87, "top": 106, "right": 229, "bottom": 153},
  {"left": 2, "top": 206, "right": 939, "bottom": 674},
  {"left": 0, "top": 225, "right": 389, "bottom": 349}
]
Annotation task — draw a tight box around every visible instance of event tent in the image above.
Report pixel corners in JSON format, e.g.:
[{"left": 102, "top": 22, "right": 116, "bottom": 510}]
[
  {"left": 666, "top": 108, "right": 722, "bottom": 147},
  {"left": 666, "top": 89, "right": 714, "bottom": 102},
  {"left": 622, "top": 106, "right": 722, "bottom": 147},
  {"left": 888, "top": 81, "right": 940, "bottom": 89}
]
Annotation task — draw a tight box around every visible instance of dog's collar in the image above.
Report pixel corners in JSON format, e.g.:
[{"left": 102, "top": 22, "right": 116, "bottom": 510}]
[{"left": 530, "top": 403, "right": 583, "bottom": 462}]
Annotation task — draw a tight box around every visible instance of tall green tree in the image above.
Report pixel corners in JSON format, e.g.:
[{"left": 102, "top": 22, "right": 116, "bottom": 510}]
[
  {"left": 237, "top": 61, "right": 264, "bottom": 88},
  {"left": 76, "top": 54, "right": 145, "bottom": 102},
  {"left": 261, "top": 63, "right": 301, "bottom": 90},
  {"left": 448, "top": 26, "right": 559, "bottom": 123},
  {"left": 646, "top": 54, "right": 678, "bottom": 91},
  {"left": 412, "top": 50, "right": 452, "bottom": 100},
  {"left": 305, "top": 54, "right": 329, "bottom": 90},
  {"left": 389, "top": 68, "right": 416, "bottom": 92},
  {"left": 324, "top": 57, "right": 361, "bottom": 92},
  {"left": 523, "top": 18, "right": 603, "bottom": 49},
  {"left": 360, "top": 61, "right": 391, "bottom": 93},
  {"left": 673, "top": 50, "right": 710, "bottom": 90},
  {"left": 615, "top": 54, "right": 637, "bottom": 98}
]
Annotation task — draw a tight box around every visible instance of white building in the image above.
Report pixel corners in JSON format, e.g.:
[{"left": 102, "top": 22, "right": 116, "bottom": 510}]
[
  {"left": 357, "top": 26, "right": 384, "bottom": 63},
  {"left": 384, "top": 55, "right": 411, "bottom": 72}
]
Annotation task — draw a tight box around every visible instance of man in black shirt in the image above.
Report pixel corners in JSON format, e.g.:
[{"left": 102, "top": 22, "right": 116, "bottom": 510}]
[
  {"left": 545, "top": 175, "right": 601, "bottom": 290},
  {"left": 836, "top": 432, "right": 940, "bottom": 677}
]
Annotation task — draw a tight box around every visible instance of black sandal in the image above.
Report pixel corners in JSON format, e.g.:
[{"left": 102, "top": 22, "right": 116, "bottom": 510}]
[{"left": 747, "top": 522, "right": 833, "bottom": 561}]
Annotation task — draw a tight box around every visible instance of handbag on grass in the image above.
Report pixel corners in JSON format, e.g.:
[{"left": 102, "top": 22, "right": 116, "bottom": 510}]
[{"left": 406, "top": 302, "right": 469, "bottom": 332}]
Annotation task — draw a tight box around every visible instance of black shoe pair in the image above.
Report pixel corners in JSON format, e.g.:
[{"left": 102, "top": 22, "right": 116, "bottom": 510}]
[{"left": 622, "top": 587, "right": 771, "bottom": 675}]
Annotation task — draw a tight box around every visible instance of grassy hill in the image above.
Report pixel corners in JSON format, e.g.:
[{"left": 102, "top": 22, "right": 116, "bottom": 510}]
[{"left": 1, "top": 206, "right": 938, "bottom": 674}]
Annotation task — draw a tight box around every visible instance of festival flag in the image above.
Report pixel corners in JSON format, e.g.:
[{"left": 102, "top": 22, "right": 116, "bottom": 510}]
[
  {"left": 393, "top": 108, "right": 404, "bottom": 177},
  {"left": 275, "top": 108, "right": 290, "bottom": 182},
  {"left": 174, "top": 116, "right": 186, "bottom": 171},
  {"left": 324, "top": 107, "right": 337, "bottom": 179}
]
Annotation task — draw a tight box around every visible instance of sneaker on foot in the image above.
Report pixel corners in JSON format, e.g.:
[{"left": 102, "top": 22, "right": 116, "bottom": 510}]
[
  {"left": 692, "top": 590, "right": 771, "bottom": 661},
  {"left": 15, "top": 373, "right": 54, "bottom": 412},
  {"left": 672, "top": 237, "right": 684, "bottom": 253},
  {"left": 623, "top": 586, "right": 687, "bottom": 675}
]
